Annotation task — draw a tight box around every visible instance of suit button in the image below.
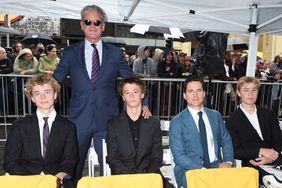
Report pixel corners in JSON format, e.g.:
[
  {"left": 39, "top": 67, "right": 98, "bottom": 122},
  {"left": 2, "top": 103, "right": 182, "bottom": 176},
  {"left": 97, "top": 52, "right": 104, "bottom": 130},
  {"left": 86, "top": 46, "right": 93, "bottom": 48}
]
[{"left": 134, "top": 137, "right": 138, "bottom": 141}]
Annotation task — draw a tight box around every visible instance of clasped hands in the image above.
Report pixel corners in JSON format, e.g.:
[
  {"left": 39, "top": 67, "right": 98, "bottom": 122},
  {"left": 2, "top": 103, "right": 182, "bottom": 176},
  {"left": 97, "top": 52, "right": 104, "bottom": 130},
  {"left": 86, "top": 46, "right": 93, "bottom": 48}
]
[{"left": 249, "top": 148, "right": 279, "bottom": 166}]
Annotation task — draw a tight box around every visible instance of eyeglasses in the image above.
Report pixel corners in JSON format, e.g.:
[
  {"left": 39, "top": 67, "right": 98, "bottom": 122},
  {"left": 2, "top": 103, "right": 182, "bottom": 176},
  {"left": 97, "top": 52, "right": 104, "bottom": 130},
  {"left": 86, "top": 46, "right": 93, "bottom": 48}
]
[{"left": 83, "top": 19, "right": 103, "bottom": 26}]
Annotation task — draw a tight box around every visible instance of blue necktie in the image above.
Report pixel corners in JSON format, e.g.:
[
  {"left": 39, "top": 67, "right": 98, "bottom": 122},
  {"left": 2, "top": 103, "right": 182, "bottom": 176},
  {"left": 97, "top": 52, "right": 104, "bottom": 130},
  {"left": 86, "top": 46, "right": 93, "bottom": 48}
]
[
  {"left": 43, "top": 117, "right": 49, "bottom": 158},
  {"left": 198, "top": 111, "right": 211, "bottom": 168},
  {"left": 91, "top": 44, "right": 100, "bottom": 85}
]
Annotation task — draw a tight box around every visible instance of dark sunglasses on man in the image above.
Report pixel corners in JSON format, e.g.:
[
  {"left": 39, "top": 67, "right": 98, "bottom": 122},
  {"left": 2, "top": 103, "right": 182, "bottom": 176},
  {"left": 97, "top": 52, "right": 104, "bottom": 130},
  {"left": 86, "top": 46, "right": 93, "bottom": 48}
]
[{"left": 83, "top": 19, "right": 103, "bottom": 26}]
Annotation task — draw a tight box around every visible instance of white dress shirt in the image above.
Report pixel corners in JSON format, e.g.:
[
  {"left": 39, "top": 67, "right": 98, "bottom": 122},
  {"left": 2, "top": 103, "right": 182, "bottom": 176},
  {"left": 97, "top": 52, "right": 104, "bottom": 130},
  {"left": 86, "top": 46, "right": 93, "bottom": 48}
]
[
  {"left": 240, "top": 105, "right": 264, "bottom": 140},
  {"left": 188, "top": 106, "right": 216, "bottom": 163},
  {"left": 36, "top": 109, "right": 57, "bottom": 157},
  {"left": 85, "top": 39, "right": 103, "bottom": 79}
]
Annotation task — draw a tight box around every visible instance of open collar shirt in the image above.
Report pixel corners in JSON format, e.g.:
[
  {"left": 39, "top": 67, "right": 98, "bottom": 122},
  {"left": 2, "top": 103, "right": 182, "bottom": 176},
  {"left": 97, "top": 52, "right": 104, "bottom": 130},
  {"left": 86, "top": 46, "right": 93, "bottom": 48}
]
[{"left": 240, "top": 105, "right": 264, "bottom": 140}]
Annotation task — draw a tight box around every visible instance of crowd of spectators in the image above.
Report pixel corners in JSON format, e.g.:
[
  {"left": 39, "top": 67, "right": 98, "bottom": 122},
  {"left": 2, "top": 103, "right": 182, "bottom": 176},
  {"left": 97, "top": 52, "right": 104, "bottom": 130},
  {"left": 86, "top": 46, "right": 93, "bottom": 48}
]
[
  {"left": 3, "top": 40, "right": 282, "bottom": 83},
  {"left": 1, "top": 41, "right": 282, "bottom": 117},
  {"left": 1, "top": 41, "right": 61, "bottom": 76}
]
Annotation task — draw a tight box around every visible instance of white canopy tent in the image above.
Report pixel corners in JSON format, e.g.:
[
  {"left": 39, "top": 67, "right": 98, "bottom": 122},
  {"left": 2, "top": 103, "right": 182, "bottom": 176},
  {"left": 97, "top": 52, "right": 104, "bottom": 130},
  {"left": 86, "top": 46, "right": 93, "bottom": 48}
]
[{"left": 1, "top": 0, "right": 282, "bottom": 76}]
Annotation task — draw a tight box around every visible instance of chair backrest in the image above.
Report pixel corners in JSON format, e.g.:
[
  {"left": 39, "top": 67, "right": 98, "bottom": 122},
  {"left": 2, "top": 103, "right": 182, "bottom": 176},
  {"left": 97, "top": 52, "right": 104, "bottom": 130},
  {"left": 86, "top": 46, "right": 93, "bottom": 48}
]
[
  {"left": 234, "top": 159, "right": 242, "bottom": 167},
  {"left": 160, "top": 120, "right": 178, "bottom": 188},
  {"left": 102, "top": 139, "right": 111, "bottom": 176},
  {"left": 186, "top": 167, "right": 259, "bottom": 188},
  {"left": 77, "top": 173, "right": 163, "bottom": 188},
  {"left": 160, "top": 120, "right": 170, "bottom": 131},
  {"left": 88, "top": 138, "right": 111, "bottom": 177},
  {"left": 88, "top": 138, "right": 99, "bottom": 177},
  {"left": 0, "top": 175, "right": 58, "bottom": 188}
]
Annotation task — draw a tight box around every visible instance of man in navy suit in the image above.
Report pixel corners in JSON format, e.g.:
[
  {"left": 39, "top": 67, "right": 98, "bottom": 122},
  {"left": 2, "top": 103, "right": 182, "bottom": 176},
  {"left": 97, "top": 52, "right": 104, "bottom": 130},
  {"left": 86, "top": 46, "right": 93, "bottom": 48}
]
[
  {"left": 53, "top": 5, "right": 151, "bottom": 179},
  {"left": 169, "top": 75, "right": 233, "bottom": 188},
  {"left": 4, "top": 75, "right": 78, "bottom": 188}
]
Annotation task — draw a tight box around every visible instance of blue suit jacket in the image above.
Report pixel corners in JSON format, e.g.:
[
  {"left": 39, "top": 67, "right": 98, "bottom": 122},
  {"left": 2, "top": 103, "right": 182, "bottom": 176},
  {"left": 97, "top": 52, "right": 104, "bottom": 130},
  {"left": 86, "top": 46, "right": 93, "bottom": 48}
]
[
  {"left": 53, "top": 41, "right": 132, "bottom": 136},
  {"left": 169, "top": 107, "right": 234, "bottom": 188}
]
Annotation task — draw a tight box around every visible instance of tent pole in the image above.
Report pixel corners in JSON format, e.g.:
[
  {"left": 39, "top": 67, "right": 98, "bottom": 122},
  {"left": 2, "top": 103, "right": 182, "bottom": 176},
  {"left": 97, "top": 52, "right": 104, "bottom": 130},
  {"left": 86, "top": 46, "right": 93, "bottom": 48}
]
[
  {"left": 246, "top": 33, "right": 258, "bottom": 77},
  {"left": 246, "top": 5, "right": 258, "bottom": 77},
  {"left": 4, "top": 14, "right": 10, "bottom": 47},
  {"left": 124, "top": 0, "right": 141, "bottom": 21}
]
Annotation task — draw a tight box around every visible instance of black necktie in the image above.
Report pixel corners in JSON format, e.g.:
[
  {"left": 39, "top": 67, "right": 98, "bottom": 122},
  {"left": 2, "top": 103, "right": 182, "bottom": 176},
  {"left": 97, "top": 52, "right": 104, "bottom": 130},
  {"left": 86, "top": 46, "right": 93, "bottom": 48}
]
[
  {"left": 91, "top": 44, "right": 100, "bottom": 85},
  {"left": 43, "top": 117, "right": 49, "bottom": 158},
  {"left": 198, "top": 111, "right": 211, "bottom": 168}
]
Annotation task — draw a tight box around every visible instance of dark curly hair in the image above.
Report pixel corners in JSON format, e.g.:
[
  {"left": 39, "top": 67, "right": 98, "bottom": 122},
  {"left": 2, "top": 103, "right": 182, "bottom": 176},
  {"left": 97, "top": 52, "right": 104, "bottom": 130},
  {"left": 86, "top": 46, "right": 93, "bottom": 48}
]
[{"left": 118, "top": 77, "right": 146, "bottom": 96}]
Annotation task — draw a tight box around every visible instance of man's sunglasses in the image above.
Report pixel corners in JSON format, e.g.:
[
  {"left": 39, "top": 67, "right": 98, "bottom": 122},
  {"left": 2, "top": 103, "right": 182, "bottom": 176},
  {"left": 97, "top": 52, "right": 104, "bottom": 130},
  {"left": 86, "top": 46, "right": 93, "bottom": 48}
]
[{"left": 83, "top": 19, "right": 103, "bottom": 26}]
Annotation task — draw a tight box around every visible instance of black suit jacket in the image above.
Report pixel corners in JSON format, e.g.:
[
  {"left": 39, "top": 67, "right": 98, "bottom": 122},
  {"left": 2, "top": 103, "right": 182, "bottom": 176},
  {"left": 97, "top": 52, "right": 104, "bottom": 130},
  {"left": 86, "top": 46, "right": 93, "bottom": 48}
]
[
  {"left": 226, "top": 106, "right": 282, "bottom": 166},
  {"left": 106, "top": 112, "right": 163, "bottom": 175},
  {"left": 3, "top": 114, "right": 79, "bottom": 177}
]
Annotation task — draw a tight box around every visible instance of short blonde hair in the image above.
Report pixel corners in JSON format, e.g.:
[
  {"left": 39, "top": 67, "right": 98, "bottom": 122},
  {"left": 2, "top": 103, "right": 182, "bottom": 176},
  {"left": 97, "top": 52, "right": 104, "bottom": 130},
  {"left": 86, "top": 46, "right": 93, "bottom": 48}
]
[
  {"left": 236, "top": 76, "right": 261, "bottom": 92},
  {"left": 25, "top": 75, "right": 61, "bottom": 99}
]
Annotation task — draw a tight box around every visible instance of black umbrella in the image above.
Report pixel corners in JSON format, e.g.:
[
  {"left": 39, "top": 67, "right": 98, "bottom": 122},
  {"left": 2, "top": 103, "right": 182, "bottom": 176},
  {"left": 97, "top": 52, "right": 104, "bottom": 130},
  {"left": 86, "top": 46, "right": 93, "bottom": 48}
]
[{"left": 22, "top": 33, "right": 55, "bottom": 45}]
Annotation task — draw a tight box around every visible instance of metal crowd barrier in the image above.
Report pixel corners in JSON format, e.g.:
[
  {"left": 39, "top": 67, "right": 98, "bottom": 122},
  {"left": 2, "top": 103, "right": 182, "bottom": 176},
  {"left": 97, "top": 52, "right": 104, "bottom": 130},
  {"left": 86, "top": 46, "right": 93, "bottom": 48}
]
[
  {"left": 0, "top": 74, "right": 71, "bottom": 142},
  {"left": 0, "top": 74, "right": 281, "bottom": 142}
]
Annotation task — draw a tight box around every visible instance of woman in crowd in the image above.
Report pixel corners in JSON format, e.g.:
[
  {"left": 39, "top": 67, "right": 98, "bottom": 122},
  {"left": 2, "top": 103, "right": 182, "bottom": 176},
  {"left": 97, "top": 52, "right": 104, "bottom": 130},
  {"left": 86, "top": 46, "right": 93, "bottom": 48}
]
[
  {"left": 38, "top": 44, "right": 60, "bottom": 75},
  {"left": 13, "top": 48, "right": 38, "bottom": 75}
]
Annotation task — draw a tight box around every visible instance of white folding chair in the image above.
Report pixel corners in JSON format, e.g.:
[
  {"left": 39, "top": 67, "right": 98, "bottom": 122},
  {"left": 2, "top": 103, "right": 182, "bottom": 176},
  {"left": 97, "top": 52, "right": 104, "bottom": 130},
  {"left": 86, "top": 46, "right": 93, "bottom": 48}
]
[
  {"left": 160, "top": 120, "right": 178, "bottom": 188},
  {"left": 235, "top": 159, "right": 242, "bottom": 167},
  {"left": 88, "top": 139, "right": 99, "bottom": 177},
  {"left": 88, "top": 138, "right": 111, "bottom": 176},
  {"left": 102, "top": 139, "right": 111, "bottom": 176}
]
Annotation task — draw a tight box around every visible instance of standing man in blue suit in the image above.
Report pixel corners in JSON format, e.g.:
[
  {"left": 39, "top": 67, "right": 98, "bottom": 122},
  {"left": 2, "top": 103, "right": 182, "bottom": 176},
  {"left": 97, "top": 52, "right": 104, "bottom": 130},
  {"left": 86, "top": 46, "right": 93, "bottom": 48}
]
[
  {"left": 53, "top": 5, "right": 151, "bottom": 179},
  {"left": 169, "top": 76, "right": 234, "bottom": 188}
]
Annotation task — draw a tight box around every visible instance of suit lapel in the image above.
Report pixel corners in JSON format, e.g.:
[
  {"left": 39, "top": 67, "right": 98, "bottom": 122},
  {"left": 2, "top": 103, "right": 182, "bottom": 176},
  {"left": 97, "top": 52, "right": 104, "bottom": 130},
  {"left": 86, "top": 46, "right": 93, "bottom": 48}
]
[
  {"left": 136, "top": 117, "right": 147, "bottom": 162},
  {"left": 30, "top": 115, "right": 43, "bottom": 159},
  {"left": 44, "top": 115, "right": 59, "bottom": 159},
  {"left": 97, "top": 41, "right": 109, "bottom": 84},
  {"left": 205, "top": 108, "right": 217, "bottom": 139},
  {"left": 120, "top": 112, "right": 136, "bottom": 156},
  {"left": 78, "top": 41, "right": 91, "bottom": 83},
  {"left": 183, "top": 108, "right": 200, "bottom": 135},
  {"left": 238, "top": 108, "right": 263, "bottom": 141},
  {"left": 205, "top": 108, "right": 220, "bottom": 150},
  {"left": 256, "top": 107, "right": 267, "bottom": 140}
]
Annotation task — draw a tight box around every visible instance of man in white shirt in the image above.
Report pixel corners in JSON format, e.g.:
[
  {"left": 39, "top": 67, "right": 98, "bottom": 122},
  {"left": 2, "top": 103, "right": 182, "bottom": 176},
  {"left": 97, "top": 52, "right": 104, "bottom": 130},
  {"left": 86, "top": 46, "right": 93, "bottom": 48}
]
[
  {"left": 226, "top": 76, "right": 282, "bottom": 186},
  {"left": 169, "top": 75, "right": 233, "bottom": 188}
]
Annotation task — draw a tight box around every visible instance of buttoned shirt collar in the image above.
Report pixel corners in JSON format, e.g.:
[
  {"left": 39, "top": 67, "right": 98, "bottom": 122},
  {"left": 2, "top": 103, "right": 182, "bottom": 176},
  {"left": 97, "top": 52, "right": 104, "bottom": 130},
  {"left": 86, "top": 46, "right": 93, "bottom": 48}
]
[
  {"left": 187, "top": 106, "right": 216, "bottom": 163},
  {"left": 85, "top": 39, "right": 103, "bottom": 78}
]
